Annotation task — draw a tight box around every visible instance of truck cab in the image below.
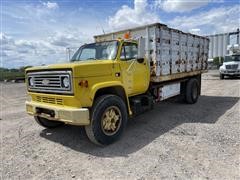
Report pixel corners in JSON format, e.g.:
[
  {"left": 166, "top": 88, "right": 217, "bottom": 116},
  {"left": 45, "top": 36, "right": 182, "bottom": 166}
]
[
  {"left": 219, "top": 44, "right": 240, "bottom": 79},
  {"left": 70, "top": 39, "right": 150, "bottom": 96}
]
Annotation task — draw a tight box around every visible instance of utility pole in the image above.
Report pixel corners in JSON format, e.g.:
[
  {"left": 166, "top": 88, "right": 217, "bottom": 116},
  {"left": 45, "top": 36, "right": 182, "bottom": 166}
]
[
  {"left": 237, "top": 28, "right": 239, "bottom": 45},
  {"left": 66, "top": 48, "right": 71, "bottom": 61}
]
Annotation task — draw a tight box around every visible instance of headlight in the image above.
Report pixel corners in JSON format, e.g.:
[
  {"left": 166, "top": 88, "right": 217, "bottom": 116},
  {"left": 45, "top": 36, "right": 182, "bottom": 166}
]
[
  {"left": 62, "top": 77, "right": 70, "bottom": 88},
  {"left": 29, "top": 77, "right": 34, "bottom": 86}
]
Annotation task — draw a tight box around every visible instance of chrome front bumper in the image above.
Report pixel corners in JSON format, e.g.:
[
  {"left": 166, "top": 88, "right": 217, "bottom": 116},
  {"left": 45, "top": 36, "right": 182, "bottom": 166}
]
[
  {"left": 220, "top": 69, "right": 240, "bottom": 76},
  {"left": 26, "top": 101, "right": 90, "bottom": 125}
]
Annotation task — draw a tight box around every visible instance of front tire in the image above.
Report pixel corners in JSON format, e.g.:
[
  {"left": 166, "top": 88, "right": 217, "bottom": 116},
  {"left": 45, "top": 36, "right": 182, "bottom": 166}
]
[
  {"left": 185, "top": 78, "right": 200, "bottom": 104},
  {"left": 220, "top": 74, "right": 224, "bottom": 79},
  {"left": 85, "top": 95, "right": 128, "bottom": 145},
  {"left": 34, "top": 116, "right": 64, "bottom": 128}
]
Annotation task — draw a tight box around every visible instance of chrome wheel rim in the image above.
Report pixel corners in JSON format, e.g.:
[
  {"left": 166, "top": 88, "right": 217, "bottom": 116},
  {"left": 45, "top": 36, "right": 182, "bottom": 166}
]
[{"left": 101, "top": 106, "right": 122, "bottom": 136}]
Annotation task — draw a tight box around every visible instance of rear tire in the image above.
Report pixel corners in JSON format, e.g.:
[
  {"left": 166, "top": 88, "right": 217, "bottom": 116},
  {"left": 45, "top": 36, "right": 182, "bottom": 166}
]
[
  {"left": 185, "top": 78, "right": 200, "bottom": 104},
  {"left": 220, "top": 74, "right": 224, "bottom": 79},
  {"left": 85, "top": 95, "right": 128, "bottom": 146},
  {"left": 34, "top": 116, "right": 64, "bottom": 128}
]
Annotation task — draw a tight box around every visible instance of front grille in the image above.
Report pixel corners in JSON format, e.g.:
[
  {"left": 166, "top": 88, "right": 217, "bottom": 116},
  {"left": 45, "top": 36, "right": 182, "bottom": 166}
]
[
  {"left": 225, "top": 64, "right": 238, "bottom": 70},
  {"left": 27, "top": 70, "right": 73, "bottom": 94},
  {"left": 35, "top": 96, "right": 63, "bottom": 105}
]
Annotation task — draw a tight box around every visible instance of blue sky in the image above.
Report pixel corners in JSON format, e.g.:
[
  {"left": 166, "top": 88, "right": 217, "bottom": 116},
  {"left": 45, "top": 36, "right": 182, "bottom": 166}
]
[{"left": 1, "top": 0, "right": 240, "bottom": 68}]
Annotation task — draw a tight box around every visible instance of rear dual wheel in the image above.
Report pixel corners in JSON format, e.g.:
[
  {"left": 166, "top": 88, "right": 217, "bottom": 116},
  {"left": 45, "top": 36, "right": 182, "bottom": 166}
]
[{"left": 184, "top": 78, "right": 200, "bottom": 104}]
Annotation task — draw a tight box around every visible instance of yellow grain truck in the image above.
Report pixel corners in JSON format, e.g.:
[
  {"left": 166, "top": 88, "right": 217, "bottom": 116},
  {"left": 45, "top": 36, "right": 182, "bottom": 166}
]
[{"left": 26, "top": 23, "right": 209, "bottom": 145}]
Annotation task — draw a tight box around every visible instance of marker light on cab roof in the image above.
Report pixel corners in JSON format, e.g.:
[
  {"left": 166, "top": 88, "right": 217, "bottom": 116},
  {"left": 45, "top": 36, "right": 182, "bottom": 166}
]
[{"left": 123, "top": 32, "right": 131, "bottom": 39}]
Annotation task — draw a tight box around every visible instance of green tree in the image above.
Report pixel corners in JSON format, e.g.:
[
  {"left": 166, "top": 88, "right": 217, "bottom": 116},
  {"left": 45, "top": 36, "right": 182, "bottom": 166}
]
[{"left": 213, "top": 56, "right": 224, "bottom": 67}]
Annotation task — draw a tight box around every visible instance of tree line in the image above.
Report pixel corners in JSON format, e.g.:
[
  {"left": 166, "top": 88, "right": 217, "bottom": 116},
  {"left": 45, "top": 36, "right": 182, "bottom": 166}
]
[{"left": 0, "top": 66, "right": 32, "bottom": 81}]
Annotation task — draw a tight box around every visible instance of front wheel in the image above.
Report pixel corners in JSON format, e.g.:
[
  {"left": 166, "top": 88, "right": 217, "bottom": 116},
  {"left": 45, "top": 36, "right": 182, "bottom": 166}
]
[
  {"left": 34, "top": 116, "right": 64, "bottom": 128},
  {"left": 220, "top": 74, "right": 224, "bottom": 79},
  {"left": 85, "top": 95, "right": 128, "bottom": 145}
]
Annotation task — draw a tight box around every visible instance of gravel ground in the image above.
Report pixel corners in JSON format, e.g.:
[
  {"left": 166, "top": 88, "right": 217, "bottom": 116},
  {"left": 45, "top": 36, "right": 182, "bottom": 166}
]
[{"left": 0, "top": 70, "right": 239, "bottom": 180}]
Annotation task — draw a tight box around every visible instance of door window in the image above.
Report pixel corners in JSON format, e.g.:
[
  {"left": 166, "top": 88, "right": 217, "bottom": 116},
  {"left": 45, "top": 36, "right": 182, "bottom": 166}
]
[{"left": 120, "top": 43, "right": 137, "bottom": 60}]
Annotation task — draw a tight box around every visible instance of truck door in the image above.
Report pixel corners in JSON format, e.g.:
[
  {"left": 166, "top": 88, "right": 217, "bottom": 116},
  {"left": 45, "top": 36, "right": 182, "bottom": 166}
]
[{"left": 119, "top": 42, "right": 149, "bottom": 96}]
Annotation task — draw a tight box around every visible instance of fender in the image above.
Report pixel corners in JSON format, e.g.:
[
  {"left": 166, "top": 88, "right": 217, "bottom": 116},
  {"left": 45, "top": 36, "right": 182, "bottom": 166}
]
[{"left": 90, "top": 81, "right": 132, "bottom": 115}]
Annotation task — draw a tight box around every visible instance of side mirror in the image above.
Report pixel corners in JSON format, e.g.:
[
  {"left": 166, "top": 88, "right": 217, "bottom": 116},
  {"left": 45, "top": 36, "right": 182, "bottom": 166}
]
[
  {"left": 137, "top": 37, "right": 145, "bottom": 59},
  {"left": 137, "top": 58, "right": 144, "bottom": 63}
]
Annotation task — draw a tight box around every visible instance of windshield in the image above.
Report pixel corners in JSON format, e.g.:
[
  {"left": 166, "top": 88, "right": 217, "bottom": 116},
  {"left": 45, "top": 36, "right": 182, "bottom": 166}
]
[
  {"left": 224, "top": 55, "right": 240, "bottom": 62},
  {"left": 71, "top": 41, "right": 118, "bottom": 61}
]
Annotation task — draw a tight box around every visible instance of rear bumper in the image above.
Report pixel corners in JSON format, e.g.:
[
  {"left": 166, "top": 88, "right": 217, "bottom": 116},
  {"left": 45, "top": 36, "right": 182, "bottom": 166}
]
[{"left": 26, "top": 101, "right": 90, "bottom": 125}]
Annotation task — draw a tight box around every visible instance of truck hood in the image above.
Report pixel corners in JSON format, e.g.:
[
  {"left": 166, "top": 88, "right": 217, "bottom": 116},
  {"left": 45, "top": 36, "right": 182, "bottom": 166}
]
[
  {"left": 223, "top": 61, "right": 240, "bottom": 66},
  {"left": 220, "top": 61, "right": 240, "bottom": 71},
  {"left": 26, "top": 60, "right": 114, "bottom": 78}
]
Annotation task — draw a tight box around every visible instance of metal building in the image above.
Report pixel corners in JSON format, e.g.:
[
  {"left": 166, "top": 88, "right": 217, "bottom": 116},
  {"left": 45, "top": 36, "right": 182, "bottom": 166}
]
[{"left": 207, "top": 29, "right": 240, "bottom": 59}]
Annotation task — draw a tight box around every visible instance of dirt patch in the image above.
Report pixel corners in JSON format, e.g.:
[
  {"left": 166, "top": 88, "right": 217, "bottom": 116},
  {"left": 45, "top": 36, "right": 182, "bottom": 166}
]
[{"left": 1, "top": 71, "right": 239, "bottom": 179}]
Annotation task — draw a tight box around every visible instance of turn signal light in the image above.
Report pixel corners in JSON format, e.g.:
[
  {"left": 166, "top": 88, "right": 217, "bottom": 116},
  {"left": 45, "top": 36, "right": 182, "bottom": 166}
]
[
  {"left": 123, "top": 32, "right": 130, "bottom": 39},
  {"left": 79, "top": 80, "right": 88, "bottom": 88}
]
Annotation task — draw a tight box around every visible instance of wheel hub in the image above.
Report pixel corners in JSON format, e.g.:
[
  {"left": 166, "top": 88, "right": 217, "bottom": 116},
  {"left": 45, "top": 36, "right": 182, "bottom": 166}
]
[{"left": 101, "top": 106, "right": 121, "bottom": 135}]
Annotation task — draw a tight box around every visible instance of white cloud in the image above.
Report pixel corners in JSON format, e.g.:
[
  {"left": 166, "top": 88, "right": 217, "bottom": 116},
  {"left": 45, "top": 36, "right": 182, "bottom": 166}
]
[
  {"left": 1, "top": 30, "right": 92, "bottom": 68},
  {"left": 42, "top": 1, "right": 59, "bottom": 10},
  {"left": 48, "top": 30, "right": 91, "bottom": 48},
  {"left": 108, "top": 0, "right": 159, "bottom": 30},
  {"left": 1, "top": 2, "right": 98, "bottom": 68},
  {"left": 169, "top": 5, "right": 240, "bottom": 35},
  {"left": 3, "top": 0, "right": 238, "bottom": 68},
  {"left": 1, "top": 33, "right": 59, "bottom": 67},
  {"left": 155, "top": 0, "right": 210, "bottom": 12}
]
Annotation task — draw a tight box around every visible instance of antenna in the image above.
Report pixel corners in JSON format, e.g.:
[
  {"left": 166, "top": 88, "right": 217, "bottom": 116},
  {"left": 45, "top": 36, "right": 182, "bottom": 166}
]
[
  {"left": 101, "top": 26, "right": 105, "bottom": 35},
  {"left": 98, "top": 21, "right": 105, "bottom": 34},
  {"left": 93, "top": 14, "right": 105, "bottom": 34}
]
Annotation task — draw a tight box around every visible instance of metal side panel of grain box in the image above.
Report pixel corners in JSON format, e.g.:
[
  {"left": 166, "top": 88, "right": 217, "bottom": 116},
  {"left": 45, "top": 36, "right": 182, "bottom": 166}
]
[{"left": 94, "top": 23, "right": 209, "bottom": 83}]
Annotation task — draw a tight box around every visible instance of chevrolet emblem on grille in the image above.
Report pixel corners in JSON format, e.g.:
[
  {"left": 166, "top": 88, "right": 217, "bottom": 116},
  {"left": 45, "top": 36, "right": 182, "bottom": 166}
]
[{"left": 42, "top": 79, "right": 50, "bottom": 86}]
